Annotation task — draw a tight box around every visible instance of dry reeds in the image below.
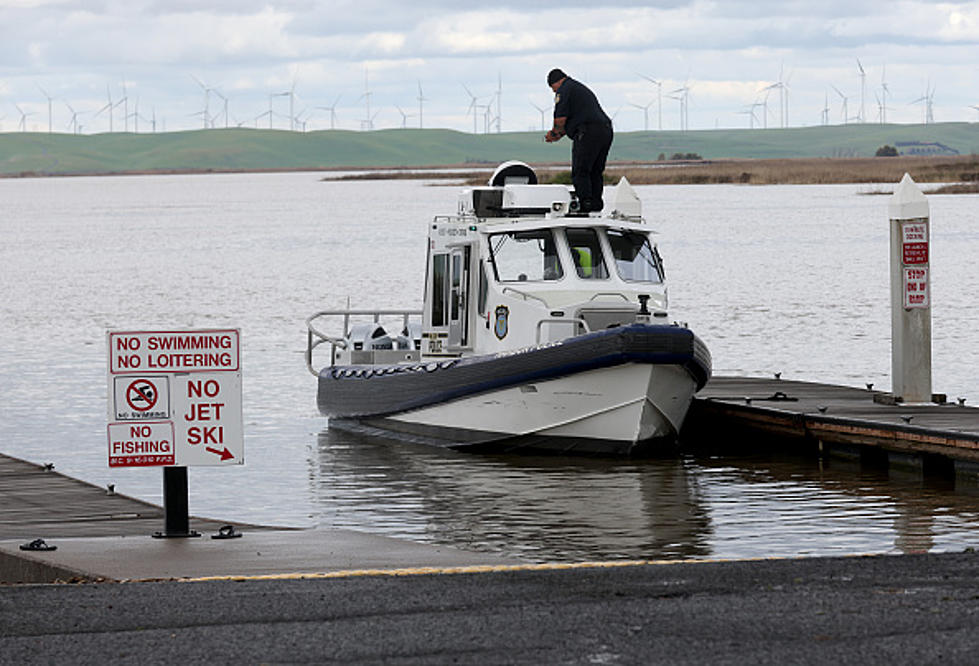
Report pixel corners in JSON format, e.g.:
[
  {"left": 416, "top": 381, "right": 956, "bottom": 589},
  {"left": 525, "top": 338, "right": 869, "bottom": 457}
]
[{"left": 589, "top": 155, "right": 979, "bottom": 186}]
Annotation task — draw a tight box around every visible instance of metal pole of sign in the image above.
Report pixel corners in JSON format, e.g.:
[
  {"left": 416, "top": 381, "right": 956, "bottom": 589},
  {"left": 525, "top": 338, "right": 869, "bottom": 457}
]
[{"left": 153, "top": 466, "right": 201, "bottom": 538}]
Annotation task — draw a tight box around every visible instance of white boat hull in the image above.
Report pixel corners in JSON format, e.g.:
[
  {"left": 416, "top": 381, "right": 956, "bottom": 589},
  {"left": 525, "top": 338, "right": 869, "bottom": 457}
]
[{"left": 356, "top": 362, "right": 697, "bottom": 454}]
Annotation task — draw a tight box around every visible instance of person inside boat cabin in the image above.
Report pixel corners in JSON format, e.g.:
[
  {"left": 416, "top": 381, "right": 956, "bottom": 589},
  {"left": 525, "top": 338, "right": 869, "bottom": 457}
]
[{"left": 544, "top": 68, "right": 614, "bottom": 214}]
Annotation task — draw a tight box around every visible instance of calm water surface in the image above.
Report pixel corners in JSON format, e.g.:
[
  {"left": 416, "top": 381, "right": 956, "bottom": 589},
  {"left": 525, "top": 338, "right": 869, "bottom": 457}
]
[{"left": 1, "top": 172, "right": 978, "bottom": 562}]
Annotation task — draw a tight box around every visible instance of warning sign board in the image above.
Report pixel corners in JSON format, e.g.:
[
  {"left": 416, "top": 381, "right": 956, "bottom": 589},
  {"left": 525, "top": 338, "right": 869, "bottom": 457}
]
[
  {"left": 904, "top": 267, "right": 929, "bottom": 308},
  {"left": 108, "top": 329, "right": 239, "bottom": 374},
  {"left": 107, "top": 329, "right": 243, "bottom": 468},
  {"left": 108, "top": 421, "right": 175, "bottom": 467},
  {"left": 901, "top": 221, "right": 929, "bottom": 265}
]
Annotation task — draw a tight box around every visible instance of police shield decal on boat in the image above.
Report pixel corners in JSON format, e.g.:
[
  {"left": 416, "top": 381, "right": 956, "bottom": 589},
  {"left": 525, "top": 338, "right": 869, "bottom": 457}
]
[{"left": 494, "top": 305, "right": 509, "bottom": 340}]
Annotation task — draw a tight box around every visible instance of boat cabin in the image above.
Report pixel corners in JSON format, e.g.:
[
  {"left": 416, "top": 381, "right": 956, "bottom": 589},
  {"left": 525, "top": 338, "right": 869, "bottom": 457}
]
[{"left": 421, "top": 162, "right": 669, "bottom": 358}]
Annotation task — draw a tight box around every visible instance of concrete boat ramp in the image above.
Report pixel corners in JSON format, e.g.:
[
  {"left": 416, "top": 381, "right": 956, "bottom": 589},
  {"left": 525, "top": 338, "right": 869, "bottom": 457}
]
[{"left": 0, "top": 453, "right": 516, "bottom": 584}]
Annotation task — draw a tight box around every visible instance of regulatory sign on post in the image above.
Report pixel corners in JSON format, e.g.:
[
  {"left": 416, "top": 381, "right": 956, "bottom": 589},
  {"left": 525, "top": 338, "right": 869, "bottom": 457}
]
[
  {"left": 901, "top": 221, "right": 929, "bottom": 265},
  {"left": 107, "top": 329, "right": 244, "bottom": 468}
]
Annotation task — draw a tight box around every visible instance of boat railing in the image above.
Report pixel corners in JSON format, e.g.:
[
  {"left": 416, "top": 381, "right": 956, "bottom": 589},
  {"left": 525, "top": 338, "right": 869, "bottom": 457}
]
[
  {"left": 501, "top": 286, "right": 550, "bottom": 308},
  {"left": 305, "top": 308, "right": 423, "bottom": 376},
  {"left": 536, "top": 318, "right": 590, "bottom": 344},
  {"left": 588, "top": 292, "right": 633, "bottom": 303}
]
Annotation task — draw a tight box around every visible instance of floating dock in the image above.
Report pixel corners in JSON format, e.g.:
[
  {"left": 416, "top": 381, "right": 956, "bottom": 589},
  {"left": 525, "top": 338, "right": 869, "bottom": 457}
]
[{"left": 688, "top": 376, "right": 979, "bottom": 477}]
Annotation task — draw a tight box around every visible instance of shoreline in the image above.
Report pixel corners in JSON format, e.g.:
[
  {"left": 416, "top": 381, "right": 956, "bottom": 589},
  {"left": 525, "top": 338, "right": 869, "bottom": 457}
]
[{"left": 2, "top": 155, "right": 977, "bottom": 191}]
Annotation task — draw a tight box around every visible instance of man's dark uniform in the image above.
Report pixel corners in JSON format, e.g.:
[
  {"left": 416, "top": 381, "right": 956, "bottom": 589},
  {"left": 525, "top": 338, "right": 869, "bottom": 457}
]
[{"left": 552, "top": 77, "right": 613, "bottom": 213}]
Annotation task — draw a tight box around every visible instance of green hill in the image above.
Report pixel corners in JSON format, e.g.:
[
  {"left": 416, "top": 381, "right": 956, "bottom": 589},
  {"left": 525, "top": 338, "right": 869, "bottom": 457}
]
[{"left": 1, "top": 123, "right": 977, "bottom": 176}]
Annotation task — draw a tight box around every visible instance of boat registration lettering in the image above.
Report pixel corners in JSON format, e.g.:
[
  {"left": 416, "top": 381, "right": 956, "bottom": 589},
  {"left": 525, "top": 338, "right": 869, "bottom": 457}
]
[{"left": 495, "top": 340, "right": 564, "bottom": 359}]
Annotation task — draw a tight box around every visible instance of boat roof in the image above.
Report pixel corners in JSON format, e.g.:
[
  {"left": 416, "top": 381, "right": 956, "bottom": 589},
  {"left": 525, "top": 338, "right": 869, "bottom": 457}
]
[{"left": 476, "top": 215, "right": 654, "bottom": 235}]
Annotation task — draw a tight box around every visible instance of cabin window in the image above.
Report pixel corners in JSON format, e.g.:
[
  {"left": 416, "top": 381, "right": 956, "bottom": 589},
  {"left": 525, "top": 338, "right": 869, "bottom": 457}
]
[
  {"left": 607, "top": 230, "right": 663, "bottom": 283},
  {"left": 565, "top": 228, "right": 608, "bottom": 279},
  {"left": 477, "top": 260, "right": 488, "bottom": 313},
  {"left": 488, "top": 230, "right": 563, "bottom": 282},
  {"left": 431, "top": 253, "right": 449, "bottom": 326}
]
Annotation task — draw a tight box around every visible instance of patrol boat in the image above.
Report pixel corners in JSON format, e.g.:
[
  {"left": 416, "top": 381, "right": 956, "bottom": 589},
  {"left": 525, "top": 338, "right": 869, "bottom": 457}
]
[{"left": 305, "top": 161, "right": 711, "bottom": 455}]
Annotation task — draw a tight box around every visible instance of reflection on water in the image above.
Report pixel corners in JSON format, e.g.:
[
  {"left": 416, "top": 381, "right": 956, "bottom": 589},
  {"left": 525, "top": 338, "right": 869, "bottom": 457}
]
[
  {"left": 314, "top": 428, "right": 712, "bottom": 562},
  {"left": 314, "top": 428, "right": 979, "bottom": 562}
]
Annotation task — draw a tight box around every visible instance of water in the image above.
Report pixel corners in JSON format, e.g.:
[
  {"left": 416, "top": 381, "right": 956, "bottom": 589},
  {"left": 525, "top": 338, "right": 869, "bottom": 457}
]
[{"left": 1, "top": 172, "right": 978, "bottom": 562}]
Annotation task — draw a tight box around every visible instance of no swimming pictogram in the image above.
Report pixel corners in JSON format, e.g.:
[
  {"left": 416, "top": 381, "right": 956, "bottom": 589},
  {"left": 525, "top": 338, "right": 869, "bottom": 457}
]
[
  {"left": 113, "top": 375, "right": 170, "bottom": 421},
  {"left": 126, "top": 379, "right": 158, "bottom": 412}
]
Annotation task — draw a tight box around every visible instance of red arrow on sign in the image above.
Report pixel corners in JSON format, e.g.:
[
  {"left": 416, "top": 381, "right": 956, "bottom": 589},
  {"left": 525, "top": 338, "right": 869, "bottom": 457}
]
[{"left": 206, "top": 446, "right": 234, "bottom": 461}]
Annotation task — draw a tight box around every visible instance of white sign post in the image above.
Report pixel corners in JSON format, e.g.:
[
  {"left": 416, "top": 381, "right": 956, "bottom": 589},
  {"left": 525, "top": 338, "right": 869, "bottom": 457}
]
[
  {"left": 888, "top": 174, "right": 932, "bottom": 403},
  {"left": 106, "top": 328, "right": 243, "bottom": 537}
]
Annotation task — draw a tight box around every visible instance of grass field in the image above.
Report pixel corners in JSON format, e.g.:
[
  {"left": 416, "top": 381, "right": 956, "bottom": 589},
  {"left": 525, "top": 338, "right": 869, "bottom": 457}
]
[{"left": 1, "top": 122, "right": 977, "bottom": 180}]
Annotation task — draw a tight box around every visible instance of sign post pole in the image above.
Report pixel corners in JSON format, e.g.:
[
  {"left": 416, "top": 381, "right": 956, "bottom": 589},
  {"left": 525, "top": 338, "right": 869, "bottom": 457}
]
[
  {"left": 888, "top": 173, "right": 932, "bottom": 403},
  {"left": 155, "top": 466, "right": 200, "bottom": 538}
]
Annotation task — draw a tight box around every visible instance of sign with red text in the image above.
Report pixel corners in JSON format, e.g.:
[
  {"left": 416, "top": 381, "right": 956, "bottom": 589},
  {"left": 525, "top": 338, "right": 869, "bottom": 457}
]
[
  {"left": 901, "top": 221, "right": 929, "bottom": 265},
  {"left": 904, "top": 267, "right": 929, "bottom": 308},
  {"left": 108, "top": 421, "right": 175, "bottom": 467},
  {"left": 107, "top": 329, "right": 243, "bottom": 467}
]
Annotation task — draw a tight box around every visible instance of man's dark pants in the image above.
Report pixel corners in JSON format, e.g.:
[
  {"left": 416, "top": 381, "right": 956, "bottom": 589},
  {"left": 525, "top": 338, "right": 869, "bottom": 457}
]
[{"left": 571, "top": 123, "right": 614, "bottom": 212}]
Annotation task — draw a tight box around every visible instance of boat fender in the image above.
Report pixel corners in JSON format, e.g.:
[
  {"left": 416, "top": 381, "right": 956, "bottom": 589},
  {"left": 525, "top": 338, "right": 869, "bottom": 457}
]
[{"left": 425, "top": 362, "right": 440, "bottom": 372}]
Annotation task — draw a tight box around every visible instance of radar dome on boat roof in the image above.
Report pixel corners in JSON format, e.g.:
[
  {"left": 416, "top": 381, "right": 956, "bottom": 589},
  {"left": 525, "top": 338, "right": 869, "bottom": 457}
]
[{"left": 489, "top": 161, "right": 538, "bottom": 187}]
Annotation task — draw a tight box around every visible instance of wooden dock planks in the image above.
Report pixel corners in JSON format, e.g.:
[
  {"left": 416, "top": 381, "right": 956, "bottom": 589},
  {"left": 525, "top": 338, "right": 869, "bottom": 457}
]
[
  {"left": 0, "top": 453, "right": 235, "bottom": 541},
  {"left": 689, "top": 376, "right": 979, "bottom": 463}
]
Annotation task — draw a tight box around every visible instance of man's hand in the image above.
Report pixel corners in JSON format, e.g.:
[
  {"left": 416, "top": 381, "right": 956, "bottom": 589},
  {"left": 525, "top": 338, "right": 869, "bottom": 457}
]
[{"left": 544, "top": 129, "right": 560, "bottom": 143}]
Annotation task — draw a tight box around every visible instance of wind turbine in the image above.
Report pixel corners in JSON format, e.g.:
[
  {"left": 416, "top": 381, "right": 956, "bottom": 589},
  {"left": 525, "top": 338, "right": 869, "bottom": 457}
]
[
  {"left": 736, "top": 105, "right": 759, "bottom": 129},
  {"left": 191, "top": 75, "right": 211, "bottom": 129},
  {"left": 359, "top": 68, "right": 373, "bottom": 131},
  {"left": 15, "top": 104, "right": 35, "bottom": 132},
  {"left": 95, "top": 84, "right": 115, "bottom": 132},
  {"left": 911, "top": 82, "right": 935, "bottom": 124},
  {"left": 780, "top": 69, "right": 792, "bottom": 127},
  {"left": 280, "top": 80, "right": 297, "bottom": 131},
  {"left": 494, "top": 72, "right": 502, "bottom": 133},
  {"left": 255, "top": 108, "right": 272, "bottom": 128},
  {"left": 119, "top": 81, "right": 129, "bottom": 132},
  {"left": 316, "top": 95, "right": 341, "bottom": 130},
  {"left": 530, "top": 99, "right": 548, "bottom": 131},
  {"left": 820, "top": 92, "right": 830, "bottom": 126},
  {"left": 880, "top": 65, "right": 890, "bottom": 124},
  {"left": 138, "top": 106, "right": 157, "bottom": 133},
  {"left": 670, "top": 84, "right": 690, "bottom": 131},
  {"left": 63, "top": 100, "right": 81, "bottom": 134},
  {"left": 463, "top": 84, "right": 481, "bottom": 134},
  {"left": 37, "top": 84, "right": 53, "bottom": 133},
  {"left": 129, "top": 97, "right": 140, "bottom": 133},
  {"left": 755, "top": 86, "right": 771, "bottom": 129},
  {"left": 639, "top": 74, "right": 663, "bottom": 130},
  {"left": 630, "top": 99, "right": 654, "bottom": 131},
  {"left": 856, "top": 59, "right": 867, "bottom": 123},
  {"left": 970, "top": 104, "right": 979, "bottom": 122},
  {"left": 211, "top": 89, "right": 229, "bottom": 128},
  {"left": 395, "top": 105, "right": 414, "bottom": 128},
  {"left": 831, "top": 85, "right": 849, "bottom": 125},
  {"left": 417, "top": 81, "right": 427, "bottom": 129}
]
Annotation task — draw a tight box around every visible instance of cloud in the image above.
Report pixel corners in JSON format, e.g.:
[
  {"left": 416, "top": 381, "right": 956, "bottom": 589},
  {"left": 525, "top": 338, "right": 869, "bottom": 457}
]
[{"left": 2, "top": 0, "right": 978, "bottom": 132}]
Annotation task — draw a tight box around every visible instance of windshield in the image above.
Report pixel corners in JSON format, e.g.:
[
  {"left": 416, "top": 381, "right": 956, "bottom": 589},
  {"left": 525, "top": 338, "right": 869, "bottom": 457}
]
[
  {"left": 488, "top": 230, "right": 563, "bottom": 282},
  {"left": 566, "top": 228, "right": 609, "bottom": 279},
  {"left": 607, "top": 229, "right": 663, "bottom": 283}
]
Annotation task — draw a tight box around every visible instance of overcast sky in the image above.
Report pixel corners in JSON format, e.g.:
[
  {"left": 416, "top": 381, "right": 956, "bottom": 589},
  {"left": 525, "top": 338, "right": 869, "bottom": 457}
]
[{"left": 1, "top": 0, "right": 978, "bottom": 134}]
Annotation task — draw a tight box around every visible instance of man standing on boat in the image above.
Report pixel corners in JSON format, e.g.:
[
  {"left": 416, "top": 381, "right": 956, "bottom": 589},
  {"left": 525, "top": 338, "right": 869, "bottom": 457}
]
[{"left": 544, "top": 68, "right": 614, "bottom": 214}]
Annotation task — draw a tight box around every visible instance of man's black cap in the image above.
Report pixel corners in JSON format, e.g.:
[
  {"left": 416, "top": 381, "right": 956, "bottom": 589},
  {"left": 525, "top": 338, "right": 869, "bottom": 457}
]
[{"left": 547, "top": 69, "right": 566, "bottom": 85}]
